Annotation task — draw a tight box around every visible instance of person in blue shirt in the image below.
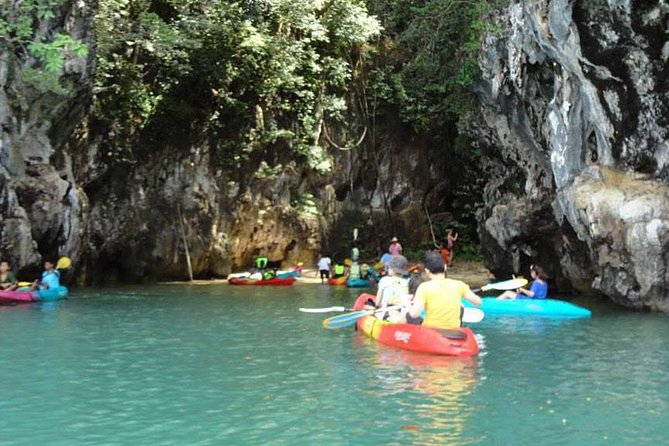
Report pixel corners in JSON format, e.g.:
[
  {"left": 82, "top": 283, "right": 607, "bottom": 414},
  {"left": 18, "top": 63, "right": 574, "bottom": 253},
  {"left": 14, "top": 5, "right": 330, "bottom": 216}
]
[
  {"left": 497, "top": 264, "right": 548, "bottom": 300},
  {"left": 29, "top": 260, "right": 60, "bottom": 291}
]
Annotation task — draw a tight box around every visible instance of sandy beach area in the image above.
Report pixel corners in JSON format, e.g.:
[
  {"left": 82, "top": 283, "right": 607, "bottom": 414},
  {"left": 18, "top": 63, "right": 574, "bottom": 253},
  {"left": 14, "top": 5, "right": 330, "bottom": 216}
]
[{"left": 162, "top": 260, "right": 495, "bottom": 288}]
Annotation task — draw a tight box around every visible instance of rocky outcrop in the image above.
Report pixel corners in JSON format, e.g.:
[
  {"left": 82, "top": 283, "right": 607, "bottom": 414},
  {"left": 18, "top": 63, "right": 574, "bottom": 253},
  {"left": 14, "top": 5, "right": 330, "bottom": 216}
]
[
  {"left": 0, "top": 1, "right": 94, "bottom": 276},
  {"left": 470, "top": 0, "right": 669, "bottom": 310}
]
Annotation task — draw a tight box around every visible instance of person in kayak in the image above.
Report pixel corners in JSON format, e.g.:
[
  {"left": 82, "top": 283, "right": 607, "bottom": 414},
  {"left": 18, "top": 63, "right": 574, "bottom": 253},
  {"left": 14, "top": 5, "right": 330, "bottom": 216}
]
[
  {"left": 349, "top": 261, "right": 362, "bottom": 280},
  {"left": 407, "top": 251, "right": 482, "bottom": 329},
  {"left": 255, "top": 256, "right": 269, "bottom": 270},
  {"left": 375, "top": 255, "right": 409, "bottom": 322},
  {"left": 317, "top": 254, "right": 332, "bottom": 283},
  {"left": 497, "top": 264, "right": 548, "bottom": 300},
  {"left": 404, "top": 274, "right": 426, "bottom": 325},
  {"left": 333, "top": 263, "right": 346, "bottom": 278},
  {"left": 29, "top": 259, "right": 61, "bottom": 291},
  {"left": 0, "top": 260, "right": 18, "bottom": 291}
]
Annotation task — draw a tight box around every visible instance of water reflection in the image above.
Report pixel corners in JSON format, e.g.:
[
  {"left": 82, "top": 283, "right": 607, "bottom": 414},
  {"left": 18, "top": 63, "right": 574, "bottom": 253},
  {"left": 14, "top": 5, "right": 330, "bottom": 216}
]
[{"left": 353, "top": 334, "right": 480, "bottom": 445}]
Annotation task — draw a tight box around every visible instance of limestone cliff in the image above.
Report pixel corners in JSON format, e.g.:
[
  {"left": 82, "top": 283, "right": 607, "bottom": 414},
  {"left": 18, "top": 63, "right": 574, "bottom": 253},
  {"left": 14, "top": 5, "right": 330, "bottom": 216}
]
[
  {"left": 470, "top": 0, "right": 669, "bottom": 310},
  {"left": 0, "top": 1, "right": 94, "bottom": 277}
]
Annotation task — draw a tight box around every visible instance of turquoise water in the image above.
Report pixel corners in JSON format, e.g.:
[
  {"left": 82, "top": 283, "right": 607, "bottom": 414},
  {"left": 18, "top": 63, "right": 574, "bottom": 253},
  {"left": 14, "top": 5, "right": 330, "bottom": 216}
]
[{"left": 1, "top": 284, "right": 667, "bottom": 445}]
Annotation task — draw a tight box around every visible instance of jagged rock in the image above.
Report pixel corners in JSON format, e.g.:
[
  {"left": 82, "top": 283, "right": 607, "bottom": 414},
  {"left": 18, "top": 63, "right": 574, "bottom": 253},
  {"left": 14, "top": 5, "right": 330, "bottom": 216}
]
[
  {"left": 470, "top": 0, "right": 669, "bottom": 310},
  {"left": 0, "top": 1, "right": 94, "bottom": 277}
]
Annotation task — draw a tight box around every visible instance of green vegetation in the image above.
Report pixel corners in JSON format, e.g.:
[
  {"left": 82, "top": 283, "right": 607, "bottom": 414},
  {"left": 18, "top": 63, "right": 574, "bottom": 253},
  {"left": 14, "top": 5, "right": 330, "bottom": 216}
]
[
  {"left": 5, "top": 0, "right": 503, "bottom": 258},
  {"left": 365, "top": 0, "right": 503, "bottom": 132},
  {"left": 1, "top": 0, "right": 88, "bottom": 94},
  {"left": 92, "top": 0, "right": 381, "bottom": 173}
]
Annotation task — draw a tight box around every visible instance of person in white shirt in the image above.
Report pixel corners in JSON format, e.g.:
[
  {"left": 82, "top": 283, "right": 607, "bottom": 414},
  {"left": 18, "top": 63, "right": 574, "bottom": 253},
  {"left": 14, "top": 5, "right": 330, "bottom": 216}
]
[{"left": 317, "top": 255, "right": 332, "bottom": 283}]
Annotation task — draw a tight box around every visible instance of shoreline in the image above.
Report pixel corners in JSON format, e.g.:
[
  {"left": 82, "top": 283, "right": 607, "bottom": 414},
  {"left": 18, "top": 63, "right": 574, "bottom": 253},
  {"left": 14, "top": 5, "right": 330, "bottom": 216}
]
[{"left": 159, "top": 260, "right": 495, "bottom": 288}]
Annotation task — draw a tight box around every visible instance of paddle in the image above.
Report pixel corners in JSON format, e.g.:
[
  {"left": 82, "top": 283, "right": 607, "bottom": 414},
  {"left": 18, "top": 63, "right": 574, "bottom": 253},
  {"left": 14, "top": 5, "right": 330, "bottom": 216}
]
[
  {"left": 322, "top": 305, "right": 403, "bottom": 329},
  {"left": 317, "top": 278, "right": 523, "bottom": 329},
  {"left": 320, "top": 306, "right": 484, "bottom": 329},
  {"left": 471, "top": 278, "right": 528, "bottom": 293}
]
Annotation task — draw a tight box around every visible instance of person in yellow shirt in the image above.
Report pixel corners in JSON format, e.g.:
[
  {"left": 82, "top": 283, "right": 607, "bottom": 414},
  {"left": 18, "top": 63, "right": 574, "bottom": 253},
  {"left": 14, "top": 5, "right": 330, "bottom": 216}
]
[{"left": 407, "top": 251, "right": 482, "bottom": 329}]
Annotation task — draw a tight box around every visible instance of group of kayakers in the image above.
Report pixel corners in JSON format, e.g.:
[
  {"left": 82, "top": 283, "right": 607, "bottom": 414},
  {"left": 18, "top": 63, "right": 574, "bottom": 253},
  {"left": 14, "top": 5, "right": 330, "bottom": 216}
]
[
  {"left": 369, "top": 251, "right": 482, "bottom": 329},
  {"left": 370, "top": 254, "right": 549, "bottom": 329},
  {"left": 0, "top": 258, "right": 63, "bottom": 293}
]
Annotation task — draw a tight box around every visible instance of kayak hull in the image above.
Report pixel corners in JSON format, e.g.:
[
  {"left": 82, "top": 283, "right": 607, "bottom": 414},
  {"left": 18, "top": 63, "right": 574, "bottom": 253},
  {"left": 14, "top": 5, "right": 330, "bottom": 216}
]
[
  {"left": 0, "top": 286, "right": 69, "bottom": 304},
  {"left": 228, "top": 277, "right": 296, "bottom": 286},
  {"left": 277, "top": 271, "right": 299, "bottom": 279},
  {"left": 353, "top": 294, "right": 479, "bottom": 356},
  {"left": 346, "top": 278, "right": 371, "bottom": 288},
  {"left": 464, "top": 297, "right": 592, "bottom": 317},
  {"left": 328, "top": 276, "right": 347, "bottom": 286}
]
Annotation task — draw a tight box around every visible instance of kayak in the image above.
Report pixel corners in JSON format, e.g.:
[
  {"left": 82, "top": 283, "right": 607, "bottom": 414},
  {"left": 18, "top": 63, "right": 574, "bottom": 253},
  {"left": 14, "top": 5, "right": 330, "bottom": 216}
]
[
  {"left": 0, "top": 286, "right": 69, "bottom": 304},
  {"left": 463, "top": 297, "right": 591, "bottom": 318},
  {"left": 346, "top": 278, "right": 371, "bottom": 288},
  {"left": 277, "top": 271, "right": 299, "bottom": 279},
  {"left": 328, "top": 276, "right": 347, "bottom": 286},
  {"left": 37, "top": 286, "right": 69, "bottom": 301},
  {"left": 353, "top": 294, "right": 479, "bottom": 357},
  {"left": 228, "top": 277, "right": 295, "bottom": 286}
]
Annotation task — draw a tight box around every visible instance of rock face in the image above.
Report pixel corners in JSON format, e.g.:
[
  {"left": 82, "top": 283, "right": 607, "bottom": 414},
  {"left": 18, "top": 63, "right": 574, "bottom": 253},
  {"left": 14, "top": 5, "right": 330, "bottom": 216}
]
[
  {"left": 470, "top": 0, "right": 669, "bottom": 310},
  {"left": 0, "top": 0, "right": 448, "bottom": 285},
  {"left": 0, "top": 2, "right": 94, "bottom": 277}
]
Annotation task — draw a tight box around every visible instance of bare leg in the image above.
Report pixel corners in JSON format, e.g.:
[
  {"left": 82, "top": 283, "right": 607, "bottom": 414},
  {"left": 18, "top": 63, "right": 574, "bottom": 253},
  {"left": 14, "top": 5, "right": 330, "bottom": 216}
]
[{"left": 497, "top": 290, "right": 518, "bottom": 300}]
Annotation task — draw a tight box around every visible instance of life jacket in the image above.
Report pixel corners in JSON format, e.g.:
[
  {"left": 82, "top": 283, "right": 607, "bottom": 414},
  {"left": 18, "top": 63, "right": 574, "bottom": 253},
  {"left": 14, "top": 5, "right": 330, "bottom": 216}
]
[
  {"left": 349, "top": 262, "right": 361, "bottom": 280},
  {"left": 334, "top": 264, "right": 345, "bottom": 276},
  {"left": 255, "top": 257, "right": 268, "bottom": 269},
  {"left": 380, "top": 277, "right": 409, "bottom": 307}
]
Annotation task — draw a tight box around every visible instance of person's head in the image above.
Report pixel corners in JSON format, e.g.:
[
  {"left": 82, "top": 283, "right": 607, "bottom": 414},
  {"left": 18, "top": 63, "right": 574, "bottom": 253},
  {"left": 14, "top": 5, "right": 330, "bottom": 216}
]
[
  {"left": 388, "top": 255, "right": 408, "bottom": 276},
  {"left": 408, "top": 274, "right": 426, "bottom": 295},
  {"left": 530, "top": 264, "right": 546, "bottom": 280},
  {"left": 390, "top": 237, "right": 399, "bottom": 243},
  {"left": 44, "top": 260, "right": 55, "bottom": 271},
  {"left": 424, "top": 251, "right": 445, "bottom": 274},
  {"left": 0, "top": 260, "right": 9, "bottom": 273}
]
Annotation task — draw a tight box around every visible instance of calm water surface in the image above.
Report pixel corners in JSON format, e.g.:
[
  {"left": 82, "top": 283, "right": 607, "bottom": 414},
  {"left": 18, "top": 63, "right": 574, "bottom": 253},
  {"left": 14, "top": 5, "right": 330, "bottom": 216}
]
[{"left": 0, "top": 284, "right": 667, "bottom": 445}]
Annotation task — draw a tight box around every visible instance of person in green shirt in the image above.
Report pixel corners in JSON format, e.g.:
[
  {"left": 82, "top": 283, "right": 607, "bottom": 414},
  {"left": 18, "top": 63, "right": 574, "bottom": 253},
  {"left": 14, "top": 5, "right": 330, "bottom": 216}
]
[
  {"left": 333, "top": 263, "right": 346, "bottom": 278},
  {"left": 255, "top": 257, "right": 269, "bottom": 270},
  {"left": 0, "top": 260, "right": 18, "bottom": 291}
]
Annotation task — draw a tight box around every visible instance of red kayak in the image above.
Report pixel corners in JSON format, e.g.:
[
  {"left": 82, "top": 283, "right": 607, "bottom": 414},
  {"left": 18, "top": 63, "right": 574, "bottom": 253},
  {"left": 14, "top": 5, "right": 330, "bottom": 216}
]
[
  {"left": 353, "top": 293, "right": 479, "bottom": 357},
  {"left": 228, "top": 277, "right": 296, "bottom": 286},
  {"left": 328, "top": 276, "right": 347, "bottom": 286}
]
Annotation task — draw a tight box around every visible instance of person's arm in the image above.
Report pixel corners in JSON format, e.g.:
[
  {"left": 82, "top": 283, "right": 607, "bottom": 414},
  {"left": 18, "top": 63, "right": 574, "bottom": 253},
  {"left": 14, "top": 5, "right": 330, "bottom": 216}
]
[
  {"left": 408, "top": 287, "right": 426, "bottom": 318},
  {"left": 518, "top": 283, "right": 536, "bottom": 298},
  {"left": 463, "top": 289, "right": 482, "bottom": 306}
]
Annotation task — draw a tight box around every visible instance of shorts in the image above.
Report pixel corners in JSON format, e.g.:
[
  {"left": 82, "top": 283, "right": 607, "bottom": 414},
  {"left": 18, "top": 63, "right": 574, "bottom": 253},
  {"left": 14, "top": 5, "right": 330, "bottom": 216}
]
[{"left": 320, "top": 269, "right": 330, "bottom": 279}]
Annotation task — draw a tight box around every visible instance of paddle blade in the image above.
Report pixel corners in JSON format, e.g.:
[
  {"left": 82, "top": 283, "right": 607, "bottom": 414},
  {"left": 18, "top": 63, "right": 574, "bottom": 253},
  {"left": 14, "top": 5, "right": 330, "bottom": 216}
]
[
  {"left": 479, "top": 278, "right": 528, "bottom": 292},
  {"left": 299, "top": 306, "right": 347, "bottom": 313},
  {"left": 462, "top": 307, "right": 484, "bottom": 323},
  {"left": 56, "top": 257, "right": 72, "bottom": 269},
  {"left": 322, "top": 310, "right": 369, "bottom": 329}
]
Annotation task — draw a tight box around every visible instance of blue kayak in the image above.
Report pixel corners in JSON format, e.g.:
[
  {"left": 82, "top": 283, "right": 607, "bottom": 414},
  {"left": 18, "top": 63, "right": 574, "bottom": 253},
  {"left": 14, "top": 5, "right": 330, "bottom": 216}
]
[
  {"left": 346, "top": 278, "right": 371, "bottom": 288},
  {"left": 277, "top": 271, "right": 299, "bottom": 279},
  {"left": 36, "top": 286, "right": 69, "bottom": 301},
  {"left": 463, "top": 297, "right": 591, "bottom": 318}
]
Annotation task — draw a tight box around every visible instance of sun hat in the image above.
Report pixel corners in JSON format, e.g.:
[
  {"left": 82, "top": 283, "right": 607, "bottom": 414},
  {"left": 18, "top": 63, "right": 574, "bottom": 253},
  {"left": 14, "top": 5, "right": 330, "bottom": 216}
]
[
  {"left": 390, "top": 236, "right": 399, "bottom": 242},
  {"left": 388, "top": 255, "right": 408, "bottom": 275}
]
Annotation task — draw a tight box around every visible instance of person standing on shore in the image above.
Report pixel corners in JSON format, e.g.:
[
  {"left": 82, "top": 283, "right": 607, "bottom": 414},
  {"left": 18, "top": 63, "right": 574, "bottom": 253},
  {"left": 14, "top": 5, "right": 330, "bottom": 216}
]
[
  {"left": 317, "top": 254, "right": 332, "bottom": 283},
  {"left": 389, "top": 237, "right": 402, "bottom": 257}
]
